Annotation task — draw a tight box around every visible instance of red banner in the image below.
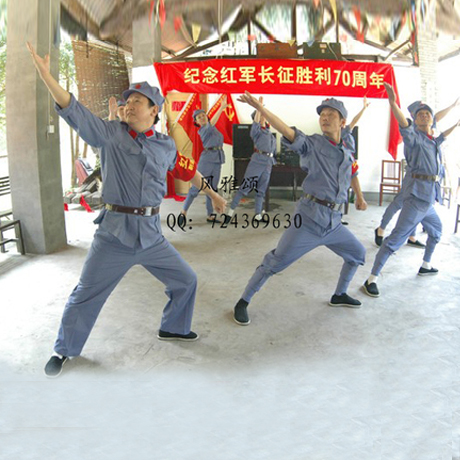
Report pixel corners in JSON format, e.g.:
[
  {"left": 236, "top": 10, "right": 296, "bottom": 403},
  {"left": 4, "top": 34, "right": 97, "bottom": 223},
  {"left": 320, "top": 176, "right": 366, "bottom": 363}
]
[
  {"left": 208, "top": 94, "right": 240, "bottom": 145},
  {"left": 154, "top": 58, "right": 401, "bottom": 158}
]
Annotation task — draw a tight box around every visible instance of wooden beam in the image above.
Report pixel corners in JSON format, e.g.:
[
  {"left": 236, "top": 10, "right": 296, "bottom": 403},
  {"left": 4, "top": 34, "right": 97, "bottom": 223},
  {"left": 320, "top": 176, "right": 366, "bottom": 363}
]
[
  {"left": 439, "top": 47, "right": 460, "bottom": 62},
  {"left": 338, "top": 14, "right": 390, "bottom": 52},
  {"left": 383, "top": 39, "right": 411, "bottom": 61},
  {"left": 250, "top": 15, "right": 280, "bottom": 43},
  {"left": 247, "top": 18, "right": 252, "bottom": 55},
  {"left": 168, "top": 33, "right": 230, "bottom": 61},
  {"left": 291, "top": 1, "right": 297, "bottom": 45}
]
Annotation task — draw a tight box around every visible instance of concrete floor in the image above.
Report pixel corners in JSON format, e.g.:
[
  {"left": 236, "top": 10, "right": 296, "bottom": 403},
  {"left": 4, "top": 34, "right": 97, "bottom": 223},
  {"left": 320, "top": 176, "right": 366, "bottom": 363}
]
[{"left": 1, "top": 195, "right": 460, "bottom": 460}]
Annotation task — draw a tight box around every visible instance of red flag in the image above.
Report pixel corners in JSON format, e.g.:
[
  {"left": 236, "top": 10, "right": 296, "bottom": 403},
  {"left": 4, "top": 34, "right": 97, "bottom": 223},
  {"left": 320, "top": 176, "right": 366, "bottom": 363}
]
[
  {"left": 170, "top": 94, "right": 203, "bottom": 182},
  {"left": 80, "top": 195, "right": 94, "bottom": 213},
  {"left": 208, "top": 94, "right": 240, "bottom": 145}
]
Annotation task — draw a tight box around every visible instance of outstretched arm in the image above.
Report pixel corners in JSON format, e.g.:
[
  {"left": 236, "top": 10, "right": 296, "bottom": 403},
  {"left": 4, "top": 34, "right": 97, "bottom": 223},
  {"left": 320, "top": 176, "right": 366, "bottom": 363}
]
[
  {"left": 254, "top": 97, "right": 263, "bottom": 124},
  {"left": 441, "top": 119, "right": 460, "bottom": 138},
  {"left": 384, "top": 82, "right": 408, "bottom": 128},
  {"left": 27, "top": 42, "right": 71, "bottom": 108},
  {"left": 238, "top": 91, "right": 295, "bottom": 142},
  {"left": 27, "top": 42, "right": 115, "bottom": 147},
  {"left": 348, "top": 96, "right": 370, "bottom": 130},
  {"left": 210, "top": 95, "right": 228, "bottom": 126},
  {"left": 435, "top": 97, "right": 460, "bottom": 123}
]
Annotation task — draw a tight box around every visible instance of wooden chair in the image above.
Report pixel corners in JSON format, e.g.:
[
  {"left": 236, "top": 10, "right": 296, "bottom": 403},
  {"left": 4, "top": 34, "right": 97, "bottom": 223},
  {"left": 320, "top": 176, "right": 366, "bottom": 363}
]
[
  {"left": 441, "top": 185, "right": 452, "bottom": 209},
  {"left": 379, "top": 160, "right": 402, "bottom": 206},
  {"left": 0, "top": 218, "right": 25, "bottom": 254},
  {"left": 0, "top": 176, "right": 26, "bottom": 254}
]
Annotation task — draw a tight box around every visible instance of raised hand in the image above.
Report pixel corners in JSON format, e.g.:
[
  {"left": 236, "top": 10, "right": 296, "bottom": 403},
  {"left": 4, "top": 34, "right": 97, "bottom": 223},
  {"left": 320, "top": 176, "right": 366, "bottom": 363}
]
[
  {"left": 109, "top": 96, "right": 118, "bottom": 119},
  {"left": 221, "top": 94, "right": 228, "bottom": 110},
  {"left": 383, "top": 82, "right": 396, "bottom": 105},
  {"left": 26, "top": 41, "right": 71, "bottom": 108},
  {"left": 363, "top": 96, "right": 370, "bottom": 109},
  {"left": 27, "top": 42, "right": 50, "bottom": 77},
  {"left": 237, "top": 91, "right": 263, "bottom": 110}
]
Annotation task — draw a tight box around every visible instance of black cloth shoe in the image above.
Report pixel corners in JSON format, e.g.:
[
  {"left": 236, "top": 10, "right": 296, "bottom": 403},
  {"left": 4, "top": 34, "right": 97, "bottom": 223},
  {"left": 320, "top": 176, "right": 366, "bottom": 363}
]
[
  {"left": 206, "top": 217, "right": 222, "bottom": 224},
  {"left": 233, "top": 299, "right": 250, "bottom": 325},
  {"left": 44, "top": 355, "right": 68, "bottom": 378},
  {"left": 363, "top": 280, "right": 380, "bottom": 297},
  {"left": 157, "top": 330, "right": 199, "bottom": 341},
  {"left": 178, "top": 213, "right": 186, "bottom": 227},
  {"left": 223, "top": 214, "right": 232, "bottom": 225},
  {"left": 328, "top": 294, "right": 361, "bottom": 308},
  {"left": 418, "top": 267, "right": 439, "bottom": 276},
  {"left": 407, "top": 239, "right": 426, "bottom": 248},
  {"left": 341, "top": 220, "right": 349, "bottom": 226},
  {"left": 374, "top": 228, "right": 383, "bottom": 247}
]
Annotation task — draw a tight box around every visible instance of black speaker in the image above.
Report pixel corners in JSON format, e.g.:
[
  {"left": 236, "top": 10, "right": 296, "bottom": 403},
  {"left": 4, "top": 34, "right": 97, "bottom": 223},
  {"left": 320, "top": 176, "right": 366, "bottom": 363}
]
[
  {"left": 351, "top": 126, "right": 358, "bottom": 160},
  {"left": 278, "top": 143, "right": 300, "bottom": 167},
  {"left": 233, "top": 124, "right": 254, "bottom": 159},
  {"left": 303, "top": 42, "right": 342, "bottom": 60}
]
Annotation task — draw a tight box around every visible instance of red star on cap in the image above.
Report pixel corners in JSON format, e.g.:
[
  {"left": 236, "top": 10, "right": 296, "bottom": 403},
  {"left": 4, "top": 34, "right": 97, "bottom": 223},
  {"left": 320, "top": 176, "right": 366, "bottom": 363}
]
[{"left": 135, "top": 84, "right": 142, "bottom": 89}]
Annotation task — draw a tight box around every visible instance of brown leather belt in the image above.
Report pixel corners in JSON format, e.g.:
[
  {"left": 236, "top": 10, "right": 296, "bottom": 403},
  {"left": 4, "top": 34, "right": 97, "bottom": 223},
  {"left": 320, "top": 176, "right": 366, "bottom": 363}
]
[
  {"left": 412, "top": 173, "right": 439, "bottom": 182},
  {"left": 105, "top": 204, "right": 160, "bottom": 217},
  {"left": 304, "top": 194, "right": 343, "bottom": 211},
  {"left": 204, "top": 147, "right": 221, "bottom": 151},
  {"left": 255, "top": 149, "right": 274, "bottom": 157}
]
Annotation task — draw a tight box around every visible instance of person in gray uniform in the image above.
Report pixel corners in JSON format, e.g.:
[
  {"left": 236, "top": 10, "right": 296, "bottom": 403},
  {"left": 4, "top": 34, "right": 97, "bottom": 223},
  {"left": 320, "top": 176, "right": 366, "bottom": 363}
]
[
  {"left": 224, "top": 96, "right": 275, "bottom": 222},
  {"left": 232, "top": 92, "right": 368, "bottom": 325},
  {"left": 374, "top": 97, "right": 460, "bottom": 248},
  {"left": 180, "top": 98, "right": 228, "bottom": 223},
  {"left": 27, "top": 43, "right": 226, "bottom": 378},
  {"left": 109, "top": 97, "right": 127, "bottom": 122},
  {"left": 364, "top": 83, "right": 460, "bottom": 298},
  {"left": 375, "top": 187, "right": 423, "bottom": 247}
]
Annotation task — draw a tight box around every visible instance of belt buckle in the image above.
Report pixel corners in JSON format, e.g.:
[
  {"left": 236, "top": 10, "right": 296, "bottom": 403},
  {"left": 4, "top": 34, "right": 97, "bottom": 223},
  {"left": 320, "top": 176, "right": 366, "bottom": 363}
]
[
  {"left": 106, "top": 204, "right": 113, "bottom": 211},
  {"left": 329, "top": 202, "right": 339, "bottom": 211},
  {"left": 143, "top": 207, "right": 152, "bottom": 217}
]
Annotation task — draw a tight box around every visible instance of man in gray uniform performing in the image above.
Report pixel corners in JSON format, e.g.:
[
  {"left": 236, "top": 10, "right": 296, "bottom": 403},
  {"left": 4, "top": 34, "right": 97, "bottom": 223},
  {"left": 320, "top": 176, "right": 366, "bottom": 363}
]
[
  {"left": 233, "top": 92, "right": 368, "bottom": 325},
  {"left": 364, "top": 83, "right": 460, "bottom": 298},
  {"left": 27, "top": 43, "right": 226, "bottom": 378},
  {"left": 225, "top": 97, "right": 276, "bottom": 222}
]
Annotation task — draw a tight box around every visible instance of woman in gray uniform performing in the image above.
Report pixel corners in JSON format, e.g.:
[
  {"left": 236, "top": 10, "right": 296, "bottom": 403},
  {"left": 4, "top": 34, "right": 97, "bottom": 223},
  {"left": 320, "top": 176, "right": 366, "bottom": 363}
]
[{"left": 180, "top": 97, "right": 228, "bottom": 223}]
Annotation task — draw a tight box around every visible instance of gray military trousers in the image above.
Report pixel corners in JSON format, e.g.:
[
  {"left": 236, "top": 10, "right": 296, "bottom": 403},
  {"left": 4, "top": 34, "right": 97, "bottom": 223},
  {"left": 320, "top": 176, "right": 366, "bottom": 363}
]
[{"left": 54, "top": 229, "right": 197, "bottom": 356}]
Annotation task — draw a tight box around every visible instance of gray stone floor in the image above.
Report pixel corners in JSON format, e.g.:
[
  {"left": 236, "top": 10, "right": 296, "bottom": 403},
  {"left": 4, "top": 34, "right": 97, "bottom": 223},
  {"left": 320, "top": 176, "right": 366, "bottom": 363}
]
[{"left": 1, "top": 195, "right": 460, "bottom": 460}]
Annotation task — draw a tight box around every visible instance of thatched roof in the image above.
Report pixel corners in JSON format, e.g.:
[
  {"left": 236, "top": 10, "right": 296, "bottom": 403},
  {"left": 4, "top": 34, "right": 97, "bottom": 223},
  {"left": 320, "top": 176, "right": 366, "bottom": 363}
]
[{"left": 60, "top": 0, "right": 460, "bottom": 62}]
